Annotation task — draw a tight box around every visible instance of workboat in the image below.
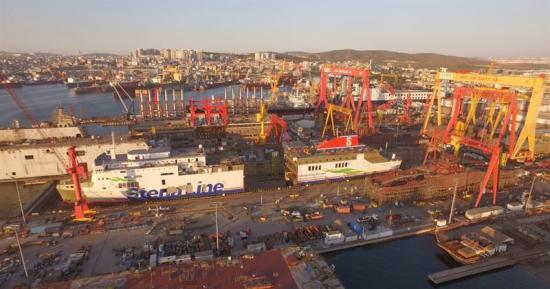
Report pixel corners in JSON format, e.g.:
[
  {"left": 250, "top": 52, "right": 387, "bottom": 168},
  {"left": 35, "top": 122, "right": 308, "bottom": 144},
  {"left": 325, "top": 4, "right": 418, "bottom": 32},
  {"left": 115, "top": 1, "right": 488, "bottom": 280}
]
[
  {"left": 56, "top": 147, "right": 244, "bottom": 203},
  {"left": 284, "top": 135, "right": 402, "bottom": 185}
]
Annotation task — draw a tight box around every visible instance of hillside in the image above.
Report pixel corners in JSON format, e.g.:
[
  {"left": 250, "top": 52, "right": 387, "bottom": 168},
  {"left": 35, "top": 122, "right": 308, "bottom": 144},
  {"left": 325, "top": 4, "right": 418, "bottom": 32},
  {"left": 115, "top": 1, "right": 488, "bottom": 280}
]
[{"left": 285, "top": 49, "right": 550, "bottom": 70}]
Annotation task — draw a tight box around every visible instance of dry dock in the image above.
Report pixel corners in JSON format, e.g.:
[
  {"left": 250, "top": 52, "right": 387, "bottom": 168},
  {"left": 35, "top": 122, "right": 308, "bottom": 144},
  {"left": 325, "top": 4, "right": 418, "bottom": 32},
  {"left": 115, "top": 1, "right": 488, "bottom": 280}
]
[{"left": 428, "top": 246, "right": 550, "bottom": 284}]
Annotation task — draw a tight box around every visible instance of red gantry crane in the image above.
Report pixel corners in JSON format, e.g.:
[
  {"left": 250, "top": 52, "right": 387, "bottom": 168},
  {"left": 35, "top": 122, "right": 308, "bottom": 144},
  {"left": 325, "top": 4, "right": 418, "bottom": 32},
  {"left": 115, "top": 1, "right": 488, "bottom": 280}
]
[
  {"left": 316, "top": 66, "right": 374, "bottom": 134},
  {"left": 189, "top": 98, "right": 229, "bottom": 127},
  {"left": 423, "top": 87, "right": 520, "bottom": 207}
]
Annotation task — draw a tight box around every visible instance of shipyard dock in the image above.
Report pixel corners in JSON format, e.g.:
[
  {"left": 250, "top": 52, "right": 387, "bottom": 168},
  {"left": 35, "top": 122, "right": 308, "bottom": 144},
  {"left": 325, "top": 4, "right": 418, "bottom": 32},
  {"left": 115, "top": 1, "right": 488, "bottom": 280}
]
[{"left": 316, "top": 223, "right": 434, "bottom": 254}]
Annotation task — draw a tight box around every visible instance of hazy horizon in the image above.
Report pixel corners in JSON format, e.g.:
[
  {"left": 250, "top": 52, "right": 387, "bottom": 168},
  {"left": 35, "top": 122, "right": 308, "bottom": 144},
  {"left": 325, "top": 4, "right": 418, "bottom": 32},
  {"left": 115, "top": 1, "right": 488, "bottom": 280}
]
[{"left": 1, "top": 0, "right": 549, "bottom": 58}]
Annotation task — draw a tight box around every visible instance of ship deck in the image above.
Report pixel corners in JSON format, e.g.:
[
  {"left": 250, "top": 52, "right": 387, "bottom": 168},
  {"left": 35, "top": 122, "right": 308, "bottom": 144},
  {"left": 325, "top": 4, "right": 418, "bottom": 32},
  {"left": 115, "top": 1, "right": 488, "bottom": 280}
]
[{"left": 285, "top": 146, "right": 393, "bottom": 164}]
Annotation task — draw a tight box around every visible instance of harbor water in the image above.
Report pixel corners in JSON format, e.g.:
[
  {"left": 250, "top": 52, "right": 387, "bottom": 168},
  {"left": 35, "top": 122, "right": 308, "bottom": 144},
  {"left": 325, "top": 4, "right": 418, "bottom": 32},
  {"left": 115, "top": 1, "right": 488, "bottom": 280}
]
[
  {"left": 0, "top": 84, "right": 266, "bottom": 128},
  {"left": 323, "top": 235, "right": 548, "bottom": 289}
]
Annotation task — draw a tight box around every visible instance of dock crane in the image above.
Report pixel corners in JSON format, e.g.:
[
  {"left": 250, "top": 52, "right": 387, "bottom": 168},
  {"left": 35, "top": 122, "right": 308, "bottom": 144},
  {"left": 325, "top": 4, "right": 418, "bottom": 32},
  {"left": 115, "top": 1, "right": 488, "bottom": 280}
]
[
  {"left": 269, "top": 62, "right": 286, "bottom": 105},
  {"left": 322, "top": 104, "right": 354, "bottom": 138},
  {"left": 423, "top": 87, "right": 521, "bottom": 207},
  {"left": 257, "top": 99, "right": 267, "bottom": 144},
  {"left": 1, "top": 77, "right": 95, "bottom": 221},
  {"left": 422, "top": 71, "right": 546, "bottom": 161},
  {"left": 316, "top": 66, "right": 373, "bottom": 134},
  {"left": 265, "top": 114, "right": 288, "bottom": 144},
  {"left": 399, "top": 92, "right": 413, "bottom": 125}
]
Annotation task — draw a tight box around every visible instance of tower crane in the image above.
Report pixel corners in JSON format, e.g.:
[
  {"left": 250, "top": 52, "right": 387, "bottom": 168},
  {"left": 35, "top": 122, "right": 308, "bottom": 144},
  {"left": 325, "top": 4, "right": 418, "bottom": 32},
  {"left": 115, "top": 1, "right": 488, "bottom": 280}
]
[{"left": 1, "top": 77, "right": 95, "bottom": 221}]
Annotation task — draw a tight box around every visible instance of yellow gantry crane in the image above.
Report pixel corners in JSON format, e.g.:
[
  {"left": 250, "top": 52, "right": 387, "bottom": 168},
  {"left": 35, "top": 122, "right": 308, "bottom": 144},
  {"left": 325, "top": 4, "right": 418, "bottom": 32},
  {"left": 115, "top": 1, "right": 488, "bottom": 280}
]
[
  {"left": 257, "top": 99, "right": 267, "bottom": 144},
  {"left": 421, "top": 71, "right": 547, "bottom": 161},
  {"left": 322, "top": 104, "right": 354, "bottom": 138}
]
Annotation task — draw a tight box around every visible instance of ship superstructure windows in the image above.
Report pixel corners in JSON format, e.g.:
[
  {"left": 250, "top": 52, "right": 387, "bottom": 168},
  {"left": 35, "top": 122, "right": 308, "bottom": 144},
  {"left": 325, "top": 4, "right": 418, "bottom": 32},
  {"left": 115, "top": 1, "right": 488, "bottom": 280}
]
[
  {"left": 118, "top": 182, "right": 138, "bottom": 188},
  {"left": 307, "top": 165, "right": 322, "bottom": 171},
  {"left": 335, "top": 162, "right": 349, "bottom": 168}
]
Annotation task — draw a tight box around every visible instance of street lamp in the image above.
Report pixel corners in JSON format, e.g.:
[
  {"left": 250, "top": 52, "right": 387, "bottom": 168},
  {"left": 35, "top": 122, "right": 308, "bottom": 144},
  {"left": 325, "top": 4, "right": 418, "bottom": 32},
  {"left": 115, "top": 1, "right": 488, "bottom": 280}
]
[
  {"left": 14, "top": 229, "right": 29, "bottom": 281},
  {"left": 15, "top": 181, "right": 26, "bottom": 223},
  {"left": 211, "top": 202, "right": 223, "bottom": 252},
  {"left": 525, "top": 173, "right": 542, "bottom": 210}
]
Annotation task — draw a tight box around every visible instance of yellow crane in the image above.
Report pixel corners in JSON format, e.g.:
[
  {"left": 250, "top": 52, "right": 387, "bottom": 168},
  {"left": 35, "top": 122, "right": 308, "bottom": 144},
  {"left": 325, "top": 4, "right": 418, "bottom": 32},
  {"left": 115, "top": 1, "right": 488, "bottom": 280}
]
[
  {"left": 421, "top": 71, "right": 546, "bottom": 160},
  {"left": 322, "top": 104, "right": 354, "bottom": 138},
  {"left": 257, "top": 99, "right": 267, "bottom": 143},
  {"left": 269, "top": 61, "right": 286, "bottom": 105}
]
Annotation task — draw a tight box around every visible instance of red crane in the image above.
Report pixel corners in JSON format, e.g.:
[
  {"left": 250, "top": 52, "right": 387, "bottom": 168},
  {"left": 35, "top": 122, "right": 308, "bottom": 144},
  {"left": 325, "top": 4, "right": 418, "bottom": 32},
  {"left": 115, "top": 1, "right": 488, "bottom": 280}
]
[
  {"left": 189, "top": 98, "right": 228, "bottom": 127},
  {"left": 1, "top": 77, "right": 94, "bottom": 221},
  {"left": 399, "top": 92, "right": 413, "bottom": 124},
  {"left": 423, "top": 87, "right": 519, "bottom": 207},
  {"left": 265, "top": 114, "right": 288, "bottom": 144},
  {"left": 67, "top": 146, "right": 94, "bottom": 221},
  {"left": 316, "top": 66, "right": 374, "bottom": 134}
]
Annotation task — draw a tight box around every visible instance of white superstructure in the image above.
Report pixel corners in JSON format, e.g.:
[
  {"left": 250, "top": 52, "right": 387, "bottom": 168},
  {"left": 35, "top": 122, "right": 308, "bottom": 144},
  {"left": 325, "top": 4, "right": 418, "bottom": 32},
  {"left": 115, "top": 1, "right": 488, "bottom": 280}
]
[
  {"left": 0, "top": 139, "right": 148, "bottom": 181},
  {"left": 284, "top": 135, "right": 401, "bottom": 185},
  {"left": 57, "top": 147, "right": 244, "bottom": 202}
]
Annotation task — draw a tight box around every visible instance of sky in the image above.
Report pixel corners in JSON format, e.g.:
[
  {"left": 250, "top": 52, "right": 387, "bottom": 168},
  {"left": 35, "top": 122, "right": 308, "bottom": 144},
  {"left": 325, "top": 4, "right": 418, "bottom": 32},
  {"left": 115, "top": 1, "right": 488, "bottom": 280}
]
[{"left": 1, "top": 0, "right": 549, "bottom": 58}]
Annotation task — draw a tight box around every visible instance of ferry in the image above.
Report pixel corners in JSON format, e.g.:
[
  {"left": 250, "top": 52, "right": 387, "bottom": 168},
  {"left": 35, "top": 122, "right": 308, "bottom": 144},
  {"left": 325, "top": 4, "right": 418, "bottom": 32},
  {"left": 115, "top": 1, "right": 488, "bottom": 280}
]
[
  {"left": 56, "top": 147, "right": 244, "bottom": 203},
  {"left": 284, "top": 135, "right": 402, "bottom": 185}
]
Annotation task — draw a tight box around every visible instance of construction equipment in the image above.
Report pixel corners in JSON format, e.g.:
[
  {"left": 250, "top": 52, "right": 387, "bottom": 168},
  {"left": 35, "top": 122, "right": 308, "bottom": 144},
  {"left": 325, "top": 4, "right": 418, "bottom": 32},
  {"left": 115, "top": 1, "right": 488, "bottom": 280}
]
[
  {"left": 67, "top": 146, "right": 95, "bottom": 221},
  {"left": 316, "top": 66, "right": 373, "bottom": 134},
  {"left": 269, "top": 62, "right": 286, "bottom": 105},
  {"left": 421, "top": 71, "right": 546, "bottom": 161},
  {"left": 423, "top": 87, "right": 520, "bottom": 207},
  {"left": 322, "top": 104, "right": 354, "bottom": 138},
  {"left": 257, "top": 99, "right": 267, "bottom": 144},
  {"left": 189, "top": 98, "right": 228, "bottom": 127},
  {"left": 399, "top": 92, "right": 413, "bottom": 124},
  {"left": 265, "top": 114, "right": 288, "bottom": 144}
]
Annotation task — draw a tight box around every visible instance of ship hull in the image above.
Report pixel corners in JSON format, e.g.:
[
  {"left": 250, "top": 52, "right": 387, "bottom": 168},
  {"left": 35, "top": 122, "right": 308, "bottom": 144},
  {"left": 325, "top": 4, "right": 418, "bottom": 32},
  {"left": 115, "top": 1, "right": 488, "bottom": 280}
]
[
  {"left": 295, "top": 161, "right": 401, "bottom": 185},
  {"left": 57, "top": 186, "right": 244, "bottom": 203}
]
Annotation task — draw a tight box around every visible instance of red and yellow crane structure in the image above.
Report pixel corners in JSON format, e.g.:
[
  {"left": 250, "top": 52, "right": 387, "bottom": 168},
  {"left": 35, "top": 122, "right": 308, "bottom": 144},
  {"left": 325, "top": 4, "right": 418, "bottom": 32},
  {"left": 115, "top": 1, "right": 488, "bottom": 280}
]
[
  {"left": 316, "top": 66, "right": 374, "bottom": 134},
  {"left": 422, "top": 71, "right": 546, "bottom": 161},
  {"left": 421, "top": 71, "right": 546, "bottom": 207}
]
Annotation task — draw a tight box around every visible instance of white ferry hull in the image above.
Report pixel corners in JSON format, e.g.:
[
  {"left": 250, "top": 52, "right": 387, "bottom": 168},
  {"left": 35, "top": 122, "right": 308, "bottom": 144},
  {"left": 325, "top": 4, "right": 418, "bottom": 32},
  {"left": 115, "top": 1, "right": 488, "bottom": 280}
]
[{"left": 295, "top": 160, "right": 402, "bottom": 185}]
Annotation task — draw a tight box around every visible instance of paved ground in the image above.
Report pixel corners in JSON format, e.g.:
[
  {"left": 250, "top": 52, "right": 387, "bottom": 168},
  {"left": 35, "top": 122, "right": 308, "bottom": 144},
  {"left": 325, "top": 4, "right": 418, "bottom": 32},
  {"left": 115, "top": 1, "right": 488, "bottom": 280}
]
[{"left": 1, "top": 174, "right": 543, "bottom": 288}]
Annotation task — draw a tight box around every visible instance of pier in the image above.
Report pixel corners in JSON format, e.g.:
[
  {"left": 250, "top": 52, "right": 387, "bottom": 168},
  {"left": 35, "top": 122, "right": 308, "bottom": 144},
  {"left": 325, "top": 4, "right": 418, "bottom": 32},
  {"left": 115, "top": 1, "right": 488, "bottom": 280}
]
[
  {"left": 317, "top": 224, "right": 434, "bottom": 254},
  {"left": 428, "top": 246, "right": 550, "bottom": 284}
]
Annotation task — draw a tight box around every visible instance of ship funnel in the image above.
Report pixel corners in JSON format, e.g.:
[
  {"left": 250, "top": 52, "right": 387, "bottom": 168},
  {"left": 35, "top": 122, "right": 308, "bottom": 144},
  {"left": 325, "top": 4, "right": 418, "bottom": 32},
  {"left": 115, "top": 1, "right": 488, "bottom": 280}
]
[{"left": 110, "top": 131, "right": 116, "bottom": 160}]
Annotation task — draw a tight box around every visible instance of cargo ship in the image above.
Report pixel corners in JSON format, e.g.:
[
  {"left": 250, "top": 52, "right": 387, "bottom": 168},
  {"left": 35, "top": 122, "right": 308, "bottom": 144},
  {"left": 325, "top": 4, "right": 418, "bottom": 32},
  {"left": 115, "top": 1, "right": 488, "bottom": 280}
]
[
  {"left": 56, "top": 147, "right": 244, "bottom": 203},
  {"left": 284, "top": 135, "right": 402, "bottom": 185},
  {"left": 74, "top": 84, "right": 113, "bottom": 94},
  {"left": 0, "top": 80, "right": 24, "bottom": 88}
]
